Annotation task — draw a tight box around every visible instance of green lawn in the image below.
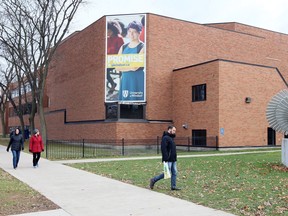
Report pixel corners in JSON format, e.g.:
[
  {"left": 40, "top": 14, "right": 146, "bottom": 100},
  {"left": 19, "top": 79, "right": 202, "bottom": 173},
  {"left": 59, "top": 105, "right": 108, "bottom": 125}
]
[{"left": 70, "top": 151, "right": 288, "bottom": 216}]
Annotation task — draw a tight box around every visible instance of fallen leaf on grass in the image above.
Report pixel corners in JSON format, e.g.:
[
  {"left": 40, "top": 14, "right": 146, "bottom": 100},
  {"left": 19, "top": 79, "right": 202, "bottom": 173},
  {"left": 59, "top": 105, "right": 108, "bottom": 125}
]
[
  {"left": 271, "top": 164, "right": 288, "bottom": 172},
  {"left": 263, "top": 201, "right": 272, "bottom": 206},
  {"left": 255, "top": 211, "right": 265, "bottom": 216},
  {"left": 242, "top": 205, "right": 249, "bottom": 210},
  {"left": 276, "top": 206, "right": 288, "bottom": 214}
]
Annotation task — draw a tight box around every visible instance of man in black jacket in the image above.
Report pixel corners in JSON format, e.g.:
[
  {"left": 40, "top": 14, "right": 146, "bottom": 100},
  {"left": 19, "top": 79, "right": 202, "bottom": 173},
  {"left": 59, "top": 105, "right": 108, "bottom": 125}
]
[{"left": 150, "top": 126, "right": 180, "bottom": 190}]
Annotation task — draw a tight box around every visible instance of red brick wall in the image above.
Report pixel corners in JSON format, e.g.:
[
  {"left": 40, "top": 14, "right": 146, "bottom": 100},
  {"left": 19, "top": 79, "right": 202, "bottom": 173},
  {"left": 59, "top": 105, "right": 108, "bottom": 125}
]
[
  {"left": 47, "top": 17, "right": 106, "bottom": 122},
  {"left": 173, "top": 59, "right": 286, "bottom": 147},
  {"left": 146, "top": 14, "right": 288, "bottom": 124},
  {"left": 172, "top": 61, "right": 220, "bottom": 145},
  {"left": 4, "top": 13, "right": 288, "bottom": 146},
  {"left": 205, "top": 22, "right": 236, "bottom": 31},
  {"left": 218, "top": 61, "right": 286, "bottom": 147}
]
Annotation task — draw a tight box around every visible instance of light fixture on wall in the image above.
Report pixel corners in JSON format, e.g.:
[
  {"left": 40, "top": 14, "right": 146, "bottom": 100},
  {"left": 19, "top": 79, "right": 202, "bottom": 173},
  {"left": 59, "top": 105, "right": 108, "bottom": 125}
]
[
  {"left": 245, "top": 97, "right": 252, "bottom": 103},
  {"left": 182, "top": 123, "right": 188, "bottom": 129}
]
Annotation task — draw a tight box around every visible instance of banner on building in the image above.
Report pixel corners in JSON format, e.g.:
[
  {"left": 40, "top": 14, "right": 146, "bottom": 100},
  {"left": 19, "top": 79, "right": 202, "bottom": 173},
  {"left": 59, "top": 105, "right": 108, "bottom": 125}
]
[{"left": 105, "top": 14, "right": 146, "bottom": 103}]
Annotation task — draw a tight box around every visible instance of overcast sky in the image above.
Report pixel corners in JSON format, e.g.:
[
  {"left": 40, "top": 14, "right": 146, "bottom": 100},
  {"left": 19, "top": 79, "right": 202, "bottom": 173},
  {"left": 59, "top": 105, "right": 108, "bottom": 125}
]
[{"left": 70, "top": 0, "right": 288, "bottom": 34}]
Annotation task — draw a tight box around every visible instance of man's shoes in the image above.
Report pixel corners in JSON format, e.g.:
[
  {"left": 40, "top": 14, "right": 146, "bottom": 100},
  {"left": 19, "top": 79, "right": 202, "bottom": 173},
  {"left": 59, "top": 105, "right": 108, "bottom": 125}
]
[
  {"left": 150, "top": 178, "right": 155, "bottom": 189},
  {"left": 171, "top": 187, "right": 181, "bottom": 191}
]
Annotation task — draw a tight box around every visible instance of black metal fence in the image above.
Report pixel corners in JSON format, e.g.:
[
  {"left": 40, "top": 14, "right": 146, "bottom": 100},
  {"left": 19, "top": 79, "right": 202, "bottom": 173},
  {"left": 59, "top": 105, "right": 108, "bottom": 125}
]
[{"left": 46, "top": 136, "right": 218, "bottom": 159}]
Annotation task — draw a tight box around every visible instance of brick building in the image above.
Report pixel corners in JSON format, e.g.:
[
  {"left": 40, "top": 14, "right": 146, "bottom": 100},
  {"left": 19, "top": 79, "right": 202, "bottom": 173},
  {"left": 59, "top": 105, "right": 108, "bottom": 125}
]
[{"left": 4, "top": 13, "right": 288, "bottom": 147}]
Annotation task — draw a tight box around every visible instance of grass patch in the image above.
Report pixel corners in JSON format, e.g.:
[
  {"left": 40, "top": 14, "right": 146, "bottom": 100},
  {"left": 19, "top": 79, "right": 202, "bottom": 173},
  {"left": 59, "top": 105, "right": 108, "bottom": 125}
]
[
  {"left": 0, "top": 168, "right": 58, "bottom": 216},
  {"left": 70, "top": 151, "right": 288, "bottom": 216}
]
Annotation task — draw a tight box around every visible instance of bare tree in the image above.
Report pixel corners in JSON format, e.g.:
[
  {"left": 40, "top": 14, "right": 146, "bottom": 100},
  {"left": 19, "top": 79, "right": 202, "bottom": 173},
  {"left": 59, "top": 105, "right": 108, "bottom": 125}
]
[
  {"left": 0, "top": 90, "right": 8, "bottom": 137},
  {"left": 0, "top": 60, "right": 29, "bottom": 138},
  {"left": 0, "top": 0, "right": 83, "bottom": 144},
  {"left": 0, "top": 65, "right": 13, "bottom": 137}
]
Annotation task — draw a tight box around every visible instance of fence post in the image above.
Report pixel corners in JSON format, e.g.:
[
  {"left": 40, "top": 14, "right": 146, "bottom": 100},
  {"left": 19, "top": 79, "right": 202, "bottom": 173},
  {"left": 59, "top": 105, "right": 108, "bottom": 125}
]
[
  {"left": 122, "top": 138, "right": 125, "bottom": 156},
  {"left": 82, "top": 139, "right": 85, "bottom": 158},
  {"left": 188, "top": 136, "right": 190, "bottom": 152},
  {"left": 46, "top": 139, "right": 48, "bottom": 159},
  {"left": 157, "top": 136, "right": 159, "bottom": 154}
]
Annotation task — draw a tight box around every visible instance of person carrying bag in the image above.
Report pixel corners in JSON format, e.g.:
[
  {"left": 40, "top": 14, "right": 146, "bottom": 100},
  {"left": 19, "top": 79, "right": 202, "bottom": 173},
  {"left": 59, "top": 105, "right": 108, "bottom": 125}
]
[{"left": 149, "top": 126, "right": 181, "bottom": 190}]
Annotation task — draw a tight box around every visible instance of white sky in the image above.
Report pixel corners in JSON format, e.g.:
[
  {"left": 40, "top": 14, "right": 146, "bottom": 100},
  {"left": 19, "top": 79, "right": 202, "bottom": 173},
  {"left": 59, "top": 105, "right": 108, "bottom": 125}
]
[{"left": 70, "top": 0, "right": 288, "bottom": 34}]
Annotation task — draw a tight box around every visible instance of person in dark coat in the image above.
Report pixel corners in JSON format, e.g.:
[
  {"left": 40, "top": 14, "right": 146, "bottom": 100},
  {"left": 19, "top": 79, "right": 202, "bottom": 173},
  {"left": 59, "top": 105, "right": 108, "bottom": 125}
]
[
  {"left": 7, "top": 128, "right": 24, "bottom": 169},
  {"left": 29, "top": 129, "right": 44, "bottom": 168},
  {"left": 150, "top": 126, "right": 181, "bottom": 190}
]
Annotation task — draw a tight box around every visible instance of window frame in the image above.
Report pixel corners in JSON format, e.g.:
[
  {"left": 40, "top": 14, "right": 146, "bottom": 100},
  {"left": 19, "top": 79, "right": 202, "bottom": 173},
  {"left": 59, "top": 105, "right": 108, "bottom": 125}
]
[
  {"left": 192, "top": 84, "right": 206, "bottom": 102},
  {"left": 105, "top": 103, "right": 146, "bottom": 120},
  {"left": 192, "top": 129, "right": 207, "bottom": 146}
]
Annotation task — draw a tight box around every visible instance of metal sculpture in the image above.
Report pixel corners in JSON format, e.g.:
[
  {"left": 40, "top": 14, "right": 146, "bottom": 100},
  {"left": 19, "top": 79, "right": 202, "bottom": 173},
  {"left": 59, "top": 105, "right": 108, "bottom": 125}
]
[
  {"left": 266, "top": 89, "right": 288, "bottom": 135},
  {"left": 266, "top": 89, "right": 288, "bottom": 167}
]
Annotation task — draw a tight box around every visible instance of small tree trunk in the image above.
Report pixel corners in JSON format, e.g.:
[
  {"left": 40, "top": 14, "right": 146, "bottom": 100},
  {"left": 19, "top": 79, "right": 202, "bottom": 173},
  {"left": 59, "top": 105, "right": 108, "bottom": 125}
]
[
  {"left": 19, "top": 115, "right": 25, "bottom": 137},
  {"left": 38, "top": 85, "right": 47, "bottom": 146},
  {"left": 29, "top": 99, "right": 37, "bottom": 131},
  {"left": 39, "top": 102, "right": 47, "bottom": 146},
  {"left": 0, "top": 110, "right": 6, "bottom": 138}
]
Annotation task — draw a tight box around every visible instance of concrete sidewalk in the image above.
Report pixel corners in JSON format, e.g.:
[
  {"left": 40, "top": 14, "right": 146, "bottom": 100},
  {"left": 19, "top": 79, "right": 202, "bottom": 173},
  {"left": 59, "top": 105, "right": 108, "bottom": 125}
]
[{"left": 0, "top": 145, "right": 235, "bottom": 216}]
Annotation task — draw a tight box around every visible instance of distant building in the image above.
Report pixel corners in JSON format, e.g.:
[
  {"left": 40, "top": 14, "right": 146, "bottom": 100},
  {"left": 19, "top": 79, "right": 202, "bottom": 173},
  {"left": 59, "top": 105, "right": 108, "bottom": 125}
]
[{"left": 3, "top": 13, "right": 288, "bottom": 147}]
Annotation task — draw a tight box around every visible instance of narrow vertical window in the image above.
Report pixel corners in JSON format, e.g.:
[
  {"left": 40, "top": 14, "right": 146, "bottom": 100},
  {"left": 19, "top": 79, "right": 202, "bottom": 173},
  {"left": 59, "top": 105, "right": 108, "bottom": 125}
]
[{"left": 106, "top": 103, "right": 118, "bottom": 119}]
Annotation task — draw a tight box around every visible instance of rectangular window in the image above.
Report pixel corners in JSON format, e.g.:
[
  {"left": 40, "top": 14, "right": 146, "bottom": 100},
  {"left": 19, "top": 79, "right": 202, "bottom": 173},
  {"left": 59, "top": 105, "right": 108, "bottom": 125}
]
[
  {"left": 106, "top": 103, "right": 118, "bottom": 119},
  {"left": 8, "top": 102, "right": 35, "bottom": 117},
  {"left": 192, "top": 84, "right": 206, "bottom": 102},
  {"left": 120, "top": 104, "right": 144, "bottom": 119},
  {"left": 105, "top": 103, "right": 145, "bottom": 120},
  {"left": 192, "top": 129, "right": 207, "bottom": 146}
]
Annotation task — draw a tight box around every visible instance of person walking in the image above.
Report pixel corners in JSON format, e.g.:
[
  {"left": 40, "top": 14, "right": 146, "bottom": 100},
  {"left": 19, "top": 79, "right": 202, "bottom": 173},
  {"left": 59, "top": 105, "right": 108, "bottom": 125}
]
[
  {"left": 29, "top": 129, "right": 44, "bottom": 168},
  {"left": 6, "top": 128, "right": 24, "bottom": 169},
  {"left": 150, "top": 126, "right": 181, "bottom": 190}
]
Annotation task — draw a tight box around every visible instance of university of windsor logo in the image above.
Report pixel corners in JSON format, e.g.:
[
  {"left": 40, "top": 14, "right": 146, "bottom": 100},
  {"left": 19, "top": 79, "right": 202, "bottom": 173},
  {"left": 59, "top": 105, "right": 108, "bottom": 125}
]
[{"left": 122, "top": 90, "right": 129, "bottom": 98}]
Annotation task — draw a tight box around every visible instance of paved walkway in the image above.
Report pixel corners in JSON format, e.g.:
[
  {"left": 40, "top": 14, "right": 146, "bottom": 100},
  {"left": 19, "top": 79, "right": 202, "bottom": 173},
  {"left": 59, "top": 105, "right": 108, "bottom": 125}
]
[{"left": 0, "top": 145, "right": 258, "bottom": 216}]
